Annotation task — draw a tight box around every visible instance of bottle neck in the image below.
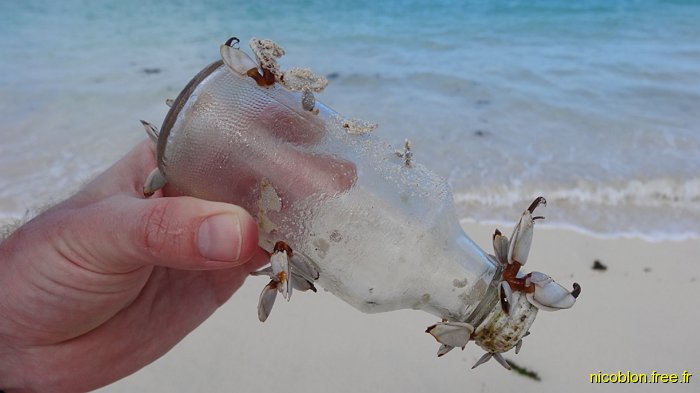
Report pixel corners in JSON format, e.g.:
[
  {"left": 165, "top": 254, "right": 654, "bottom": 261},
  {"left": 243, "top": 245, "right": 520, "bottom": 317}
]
[
  {"left": 463, "top": 257, "right": 504, "bottom": 327},
  {"left": 419, "top": 229, "right": 501, "bottom": 321},
  {"left": 455, "top": 232, "right": 539, "bottom": 354}
]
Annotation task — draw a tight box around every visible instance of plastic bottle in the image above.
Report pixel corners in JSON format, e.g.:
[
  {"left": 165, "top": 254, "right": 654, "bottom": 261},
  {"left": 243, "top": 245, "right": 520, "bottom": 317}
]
[{"left": 141, "top": 37, "right": 579, "bottom": 368}]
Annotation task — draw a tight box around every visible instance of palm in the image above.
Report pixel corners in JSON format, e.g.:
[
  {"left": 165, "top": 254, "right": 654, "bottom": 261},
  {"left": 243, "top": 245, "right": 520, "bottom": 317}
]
[{"left": 40, "top": 266, "right": 251, "bottom": 389}]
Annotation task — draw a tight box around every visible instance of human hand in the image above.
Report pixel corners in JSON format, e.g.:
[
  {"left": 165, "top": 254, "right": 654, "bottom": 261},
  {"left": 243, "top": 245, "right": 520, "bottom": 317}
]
[{"left": 0, "top": 140, "right": 267, "bottom": 392}]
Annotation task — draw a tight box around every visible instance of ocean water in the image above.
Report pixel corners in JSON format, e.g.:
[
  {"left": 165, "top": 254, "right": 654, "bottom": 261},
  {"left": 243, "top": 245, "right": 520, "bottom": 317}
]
[{"left": 1, "top": 0, "right": 699, "bottom": 240}]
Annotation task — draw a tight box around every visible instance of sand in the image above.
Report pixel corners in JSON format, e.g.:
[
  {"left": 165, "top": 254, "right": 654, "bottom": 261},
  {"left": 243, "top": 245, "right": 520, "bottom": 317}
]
[{"left": 96, "top": 222, "right": 700, "bottom": 392}]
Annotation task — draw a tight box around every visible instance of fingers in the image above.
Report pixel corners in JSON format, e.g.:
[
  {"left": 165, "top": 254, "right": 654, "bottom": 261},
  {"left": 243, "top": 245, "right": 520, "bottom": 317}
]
[
  {"left": 253, "top": 139, "right": 358, "bottom": 198},
  {"left": 57, "top": 195, "right": 260, "bottom": 273},
  {"left": 252, "top": 97, "right": 325, "bottom": 146},
  {"left": 167, "top": 127, "right": 358, "bottom": 213}
]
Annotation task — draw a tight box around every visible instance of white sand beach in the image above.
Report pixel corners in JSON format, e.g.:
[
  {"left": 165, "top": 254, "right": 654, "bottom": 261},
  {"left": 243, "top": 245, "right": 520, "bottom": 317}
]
[{"left": 97, "top": 222, "right": 700, "bottom": 392}]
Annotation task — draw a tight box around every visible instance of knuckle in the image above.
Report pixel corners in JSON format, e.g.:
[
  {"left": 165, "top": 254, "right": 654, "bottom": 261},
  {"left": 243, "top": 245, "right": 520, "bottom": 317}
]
[{"left": 139, "top": 199, "right": 185, "bottom": 256}]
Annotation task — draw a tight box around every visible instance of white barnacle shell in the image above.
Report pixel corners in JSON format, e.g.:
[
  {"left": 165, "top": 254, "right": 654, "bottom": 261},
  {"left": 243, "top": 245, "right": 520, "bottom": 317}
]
[
  {"left": 258, "top": 281, "right": 278, "bottom": 322},
  {"left": 499, "top": 281, "right": 513, "bottom": 315},
  {"left": 290, "top": 252, "right": 319, "bottom": 281},
  {"left": 507, "top": 210, "right": 535, "bottom": 266},
  {"left": 436, "top": 344, "right": 455, "bottom": 357},
  {"left": 220, "top": 44, "right": 259, "bottom": 75},
  {"left": 525, "top": 272, "right": 577, "bottom": 311},
  {"left": 289, "top": 252, "right": 319, "bottom": 292},
  {"left": 492, "top": 229, "right": 509, "bottom": 266},
  {"left": 426, "top": 321, "right": 474, "bottom": 349},
  {"left": 527, "top": 271, "right": 553, "bottom": 286}
]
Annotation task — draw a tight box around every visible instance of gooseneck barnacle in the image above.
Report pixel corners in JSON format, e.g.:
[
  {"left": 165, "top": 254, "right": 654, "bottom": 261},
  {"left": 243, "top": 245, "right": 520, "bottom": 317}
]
[{"left": 426, "top": 197, "right": 580, "bottom": 370}]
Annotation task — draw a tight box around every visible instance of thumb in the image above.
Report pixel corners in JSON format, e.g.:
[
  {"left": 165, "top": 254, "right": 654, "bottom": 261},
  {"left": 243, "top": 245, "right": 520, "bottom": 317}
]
[{"left": 58, "top": 195, "right": 260, "bottom": 272}]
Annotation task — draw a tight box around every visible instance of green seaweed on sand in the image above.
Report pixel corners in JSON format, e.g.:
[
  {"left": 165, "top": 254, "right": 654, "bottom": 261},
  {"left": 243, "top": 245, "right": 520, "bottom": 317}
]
[{"left": 506, "top": 359, "right": 541, "bottom": 381}]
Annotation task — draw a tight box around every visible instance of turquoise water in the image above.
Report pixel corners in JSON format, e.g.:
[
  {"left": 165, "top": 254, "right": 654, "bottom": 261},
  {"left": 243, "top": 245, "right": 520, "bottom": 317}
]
[{"left": 1, "top": 0, "right": 699, "bottom": 239}]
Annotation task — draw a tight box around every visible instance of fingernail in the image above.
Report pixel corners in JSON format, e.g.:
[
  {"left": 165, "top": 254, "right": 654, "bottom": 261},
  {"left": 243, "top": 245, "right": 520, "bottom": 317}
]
[{"left": 198, "top": 214, "right": 242, "bottom": 262}]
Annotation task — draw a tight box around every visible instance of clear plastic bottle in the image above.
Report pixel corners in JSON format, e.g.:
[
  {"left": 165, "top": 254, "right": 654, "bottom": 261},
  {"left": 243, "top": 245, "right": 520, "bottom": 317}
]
[
  {"left": 143, "top": 38, "right": 578, "bottom": 363},
  {"left": 158, "top": 58, "right": 498, "bottom": 322}
]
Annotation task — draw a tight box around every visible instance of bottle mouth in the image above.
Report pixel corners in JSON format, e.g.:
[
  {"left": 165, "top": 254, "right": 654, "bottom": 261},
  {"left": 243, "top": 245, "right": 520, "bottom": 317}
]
[
  {"left": 463, "top": 256, "right": 503, "bottom": 328},
  {"left": 157, "top": 60, "right": 225, "bottom": 166},
  {"left": 463, "top": 257, "right": 538, "bottom": 353}
]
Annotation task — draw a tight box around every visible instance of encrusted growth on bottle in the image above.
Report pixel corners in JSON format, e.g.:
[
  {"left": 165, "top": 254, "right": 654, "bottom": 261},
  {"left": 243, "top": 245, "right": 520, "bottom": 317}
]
[
  {"left": 425, "top": 197, "right": 580, "bottom": 370},
  {"left": 472, "top": 292, "right": 537, "bottom": 353}
]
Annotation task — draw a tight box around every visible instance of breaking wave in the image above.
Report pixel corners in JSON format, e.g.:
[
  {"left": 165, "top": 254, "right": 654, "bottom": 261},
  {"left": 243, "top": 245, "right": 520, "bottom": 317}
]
[
  {"left": 453, "top": 177, "right": 700, "bottom": 209},
  {"left": 452, "top": 177, "right": 700, "bottom": 241}
]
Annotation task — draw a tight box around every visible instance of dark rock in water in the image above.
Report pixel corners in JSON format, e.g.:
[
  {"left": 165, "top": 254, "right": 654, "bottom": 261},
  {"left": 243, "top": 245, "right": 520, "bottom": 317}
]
[
  {"left": 474, "top": 130, "right": 487, "bottom": 137},
  {"left": 143, "top": 68, "right": 162, "bottom": 74},
  {"left": 326, "top": 72, "right": 340, "bottom": 80},
  {"left": 592, "top": 260, "right": 607, "bottom": 271}
]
